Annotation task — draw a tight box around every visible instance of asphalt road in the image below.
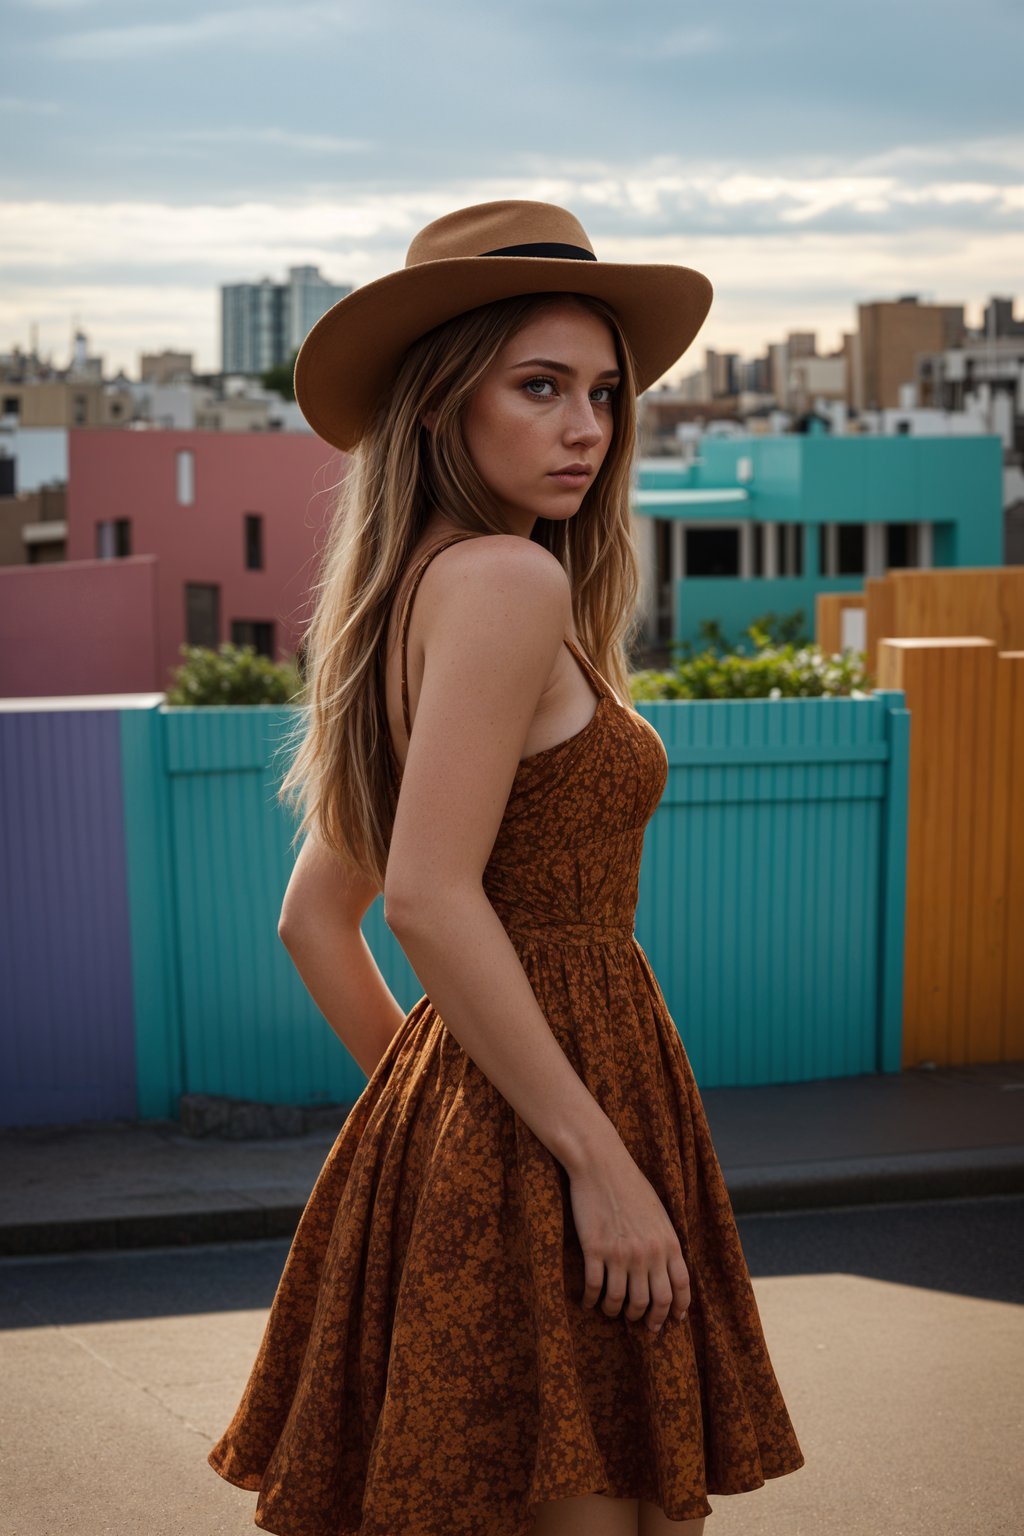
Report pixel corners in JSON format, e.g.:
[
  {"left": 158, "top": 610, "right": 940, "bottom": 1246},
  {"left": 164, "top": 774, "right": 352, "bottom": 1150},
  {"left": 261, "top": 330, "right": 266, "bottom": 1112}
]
[{"left": 2, "top": 1195, "right": 1022, "bottom": 1535}]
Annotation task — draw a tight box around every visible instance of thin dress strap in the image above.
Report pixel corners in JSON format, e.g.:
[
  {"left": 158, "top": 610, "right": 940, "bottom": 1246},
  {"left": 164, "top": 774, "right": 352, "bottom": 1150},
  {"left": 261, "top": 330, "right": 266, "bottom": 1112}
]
[
  {"left": 562, "top": 635, "right": 615, "bottom": 703},
  {"left": 398, "top": 533, "right": 480, "bottom": 739}
]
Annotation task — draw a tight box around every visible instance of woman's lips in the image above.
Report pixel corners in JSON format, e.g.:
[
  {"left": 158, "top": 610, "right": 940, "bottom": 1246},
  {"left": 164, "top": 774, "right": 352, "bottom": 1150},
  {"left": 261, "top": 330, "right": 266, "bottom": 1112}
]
[{"left": 548, "top": 467, "right": 592, "bottom": 487}]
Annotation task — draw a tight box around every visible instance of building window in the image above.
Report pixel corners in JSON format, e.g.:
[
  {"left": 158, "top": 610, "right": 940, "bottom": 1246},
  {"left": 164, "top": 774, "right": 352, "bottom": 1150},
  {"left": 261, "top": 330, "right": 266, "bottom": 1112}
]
[
  {"left": 185, "top": 583, "right": 219, "bottom": 648},
  {"left": 95, "top": 519, "right": 131, "bottom": 558},
  {"left": 73, "top": 395, "right": 87, "bottom": 425},
  {"left": 28, "top": 541, "right": 64, "bottom": 565},
  {"left": 686, "top": 525, "right": 740, "bottom": 577},
  {"left": 2, "top": 396, "right": 19, "bottom": 417},
  {"left": 886, "top": 522, "right": 920, "bottom": 569},
  {"left": 751, "top": 523, "right": 803, "bottom": 578},
  {"left": 231, "top": 619, "right": 274, "bottom": 658},
  {"left": 779, "top": 524, "right": 804, "bottom": 577},
  {"left": 836, "top": 524, "right": 865, "bottom": 575},
  {"left": 653, "top": 518, "right": 674, "bottom": 643},
  {"left": 244, "top": 513, "right": 264, "bottom": 570},
  {"left": 176, "top": 448, "right": 195, "bottom": 506}
]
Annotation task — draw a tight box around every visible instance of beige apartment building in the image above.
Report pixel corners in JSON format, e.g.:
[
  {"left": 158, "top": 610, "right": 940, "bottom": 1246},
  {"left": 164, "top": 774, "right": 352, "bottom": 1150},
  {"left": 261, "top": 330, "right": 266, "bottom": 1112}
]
[
  {"left": 786, "top": 354, "right": 847, "bottom": 415},
  {"left": 855, "top": 297, "right": 965, "bottom": 411},
  {"left": 0, "top": 484, "right": 66, "bottom": 565},
  {"left": 1, "top": 379, "right": 134, "bottom": 428},
  {"left": 139, "top": 350, "right": 194, "bottom": 385}
]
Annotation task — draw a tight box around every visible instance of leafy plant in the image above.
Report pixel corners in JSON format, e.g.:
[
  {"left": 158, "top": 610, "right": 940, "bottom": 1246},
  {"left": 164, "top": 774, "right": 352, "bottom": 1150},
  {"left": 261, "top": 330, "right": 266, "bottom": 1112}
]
[
  {"left": 674, "top": 608, "right": 811, "bottom": 660},
  {"left": 630, "top": 616, "right": 872, "bottom": 701},
  {"left": 165, "top": 643, "right": 306, "bottom": 706}
]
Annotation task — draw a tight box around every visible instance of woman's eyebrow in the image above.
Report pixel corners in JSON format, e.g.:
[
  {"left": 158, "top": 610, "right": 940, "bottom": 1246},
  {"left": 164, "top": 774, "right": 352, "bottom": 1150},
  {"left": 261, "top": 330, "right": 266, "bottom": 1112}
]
[{"left": 508, "top": 357, "right": 622, "bottom": 380}]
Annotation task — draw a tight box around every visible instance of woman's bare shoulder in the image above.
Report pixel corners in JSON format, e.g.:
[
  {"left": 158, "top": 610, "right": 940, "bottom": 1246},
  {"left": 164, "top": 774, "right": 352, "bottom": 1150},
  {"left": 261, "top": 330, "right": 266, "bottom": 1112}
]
[{"left": 416, "top": 532, "right": 571, "bottom": 629}]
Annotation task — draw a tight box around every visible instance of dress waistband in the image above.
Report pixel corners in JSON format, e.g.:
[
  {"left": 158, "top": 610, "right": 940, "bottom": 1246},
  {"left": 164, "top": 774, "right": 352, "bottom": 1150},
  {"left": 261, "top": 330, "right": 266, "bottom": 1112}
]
[{"left": 500, "top": 915, "right": 636, "bottom": 947}]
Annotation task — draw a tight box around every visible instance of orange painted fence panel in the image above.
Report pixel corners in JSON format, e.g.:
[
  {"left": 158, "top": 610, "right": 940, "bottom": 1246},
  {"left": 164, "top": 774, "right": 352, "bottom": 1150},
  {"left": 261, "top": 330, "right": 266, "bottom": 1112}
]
[
  {"left": 875, "top": 638, "right": 1024, "bottom": 1067},
  {"left": 816, "top": 565, "right": 1024, "bottom": 676}
]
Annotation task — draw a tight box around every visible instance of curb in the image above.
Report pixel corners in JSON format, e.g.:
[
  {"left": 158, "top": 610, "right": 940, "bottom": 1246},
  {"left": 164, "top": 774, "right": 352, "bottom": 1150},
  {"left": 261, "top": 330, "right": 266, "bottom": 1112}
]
[
  {"left": 2, "top": 1148, "right": 1022, "bottom": 1258},
  {"left": 0, "top": 1203, "right": 305, "bottom": 1259},
  {"left": 725, "top": 1146, "right": 1024, "bottom": 1214}
]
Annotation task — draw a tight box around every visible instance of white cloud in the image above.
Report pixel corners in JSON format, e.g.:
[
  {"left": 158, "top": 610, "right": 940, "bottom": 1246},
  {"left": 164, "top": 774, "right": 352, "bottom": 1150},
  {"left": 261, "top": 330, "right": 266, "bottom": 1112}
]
[
  {"left": 0, "top": 197, "right": 438, "bottom": 277},
  {"left": 2, "top": 178, "right": 1021, "bottom": 376},
  {"left": 548, "top": 167, "right": 1024, "bottom": 225},
  {"left": 625, "top": 24, "right": 724, "bottom": 59},
  {"left": 850, "top": 136, "right": 1024, "bottom": 176},
  {"left": 159, "top": 127, "right": 370, "bottom": 156},
  {"left": 11, "top": 0, "right": 96, "bottom": 9},
  {"left": 0, "top": 95, "right": 61, "bottom": 113},
  {"left": 0, "top": 280, "right": 216, "bottom": 371},
  {"left": 48, "top": 3, "right": 358, "bottom": 61}
]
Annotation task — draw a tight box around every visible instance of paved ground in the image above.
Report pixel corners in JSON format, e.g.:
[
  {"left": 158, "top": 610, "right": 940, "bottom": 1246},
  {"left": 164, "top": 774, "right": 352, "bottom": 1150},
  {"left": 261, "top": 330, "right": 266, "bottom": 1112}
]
[
  {"left": 2, "top": 1195, "right": 1021, "bottom": 1535},
  {"left": 2, "top": 1059, "right": 1023, "bottom": 1257}
]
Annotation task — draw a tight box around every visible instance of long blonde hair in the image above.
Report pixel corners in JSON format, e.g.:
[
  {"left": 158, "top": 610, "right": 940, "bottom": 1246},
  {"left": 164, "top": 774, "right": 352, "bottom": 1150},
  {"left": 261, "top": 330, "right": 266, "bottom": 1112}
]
[{"left": 277, "top": 291, "right": 644, "bottom": 888}]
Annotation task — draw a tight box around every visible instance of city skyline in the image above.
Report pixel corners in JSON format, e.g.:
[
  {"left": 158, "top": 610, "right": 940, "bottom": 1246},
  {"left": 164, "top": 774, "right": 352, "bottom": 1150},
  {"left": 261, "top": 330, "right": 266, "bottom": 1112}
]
[{"left": 4, "top": 0, "right": 1022, "bottom": 378}]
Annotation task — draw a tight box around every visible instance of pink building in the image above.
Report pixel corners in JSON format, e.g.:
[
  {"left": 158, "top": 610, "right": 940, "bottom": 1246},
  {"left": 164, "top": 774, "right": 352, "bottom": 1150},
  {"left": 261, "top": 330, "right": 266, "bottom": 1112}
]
[{"left": 0, "top": 430, "right": 344, "bottom": 697}]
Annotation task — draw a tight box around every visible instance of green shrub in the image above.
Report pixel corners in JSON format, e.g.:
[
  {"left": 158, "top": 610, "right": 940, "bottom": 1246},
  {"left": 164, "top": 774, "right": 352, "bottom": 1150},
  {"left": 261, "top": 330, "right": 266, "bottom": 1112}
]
[
  {"left": 630, "top": 615, "right": 872, "bottom": 701},
  {"left": 165, "top": 643, "right": 306, "bottom": 706},
  {"left": 686, "top": 608, "right": 812, "bottom": 656}
]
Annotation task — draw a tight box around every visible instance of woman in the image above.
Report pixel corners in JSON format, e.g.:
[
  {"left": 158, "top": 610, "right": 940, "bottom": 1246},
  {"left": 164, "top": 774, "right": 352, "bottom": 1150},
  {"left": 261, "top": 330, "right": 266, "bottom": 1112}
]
[{"left": 208, "top": 201, "right": 805, "bottom": 1535}]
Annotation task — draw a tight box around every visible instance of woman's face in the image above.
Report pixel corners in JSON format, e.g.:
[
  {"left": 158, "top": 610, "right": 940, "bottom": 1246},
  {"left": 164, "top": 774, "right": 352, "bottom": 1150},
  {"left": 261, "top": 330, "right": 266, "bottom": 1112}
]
[{"left": 459, "top": 300, "right": 620, "bottom": 535}]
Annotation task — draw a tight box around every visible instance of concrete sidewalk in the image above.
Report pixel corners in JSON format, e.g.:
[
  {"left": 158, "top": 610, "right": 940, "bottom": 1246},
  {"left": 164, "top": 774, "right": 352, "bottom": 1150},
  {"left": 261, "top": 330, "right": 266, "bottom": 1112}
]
[{"left": 1, "top": 1059, "right": 1022, "bottom": 1257}]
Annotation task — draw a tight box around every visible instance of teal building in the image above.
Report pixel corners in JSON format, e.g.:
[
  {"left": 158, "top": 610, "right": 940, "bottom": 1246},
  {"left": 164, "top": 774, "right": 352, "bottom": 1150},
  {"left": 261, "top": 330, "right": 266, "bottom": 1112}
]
[{"left": 631, "top": 434, "right": 1004, "bottom": 651}]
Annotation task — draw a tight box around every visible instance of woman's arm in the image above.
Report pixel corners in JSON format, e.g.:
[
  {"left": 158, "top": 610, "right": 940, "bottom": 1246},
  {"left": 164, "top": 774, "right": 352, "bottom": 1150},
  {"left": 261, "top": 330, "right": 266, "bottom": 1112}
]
[
  {"left": 279, "top": 832, "right": 406, "bottom": 1079},
  {"left": 383, "top": 534, "right": 625, "bottom": 1178}
]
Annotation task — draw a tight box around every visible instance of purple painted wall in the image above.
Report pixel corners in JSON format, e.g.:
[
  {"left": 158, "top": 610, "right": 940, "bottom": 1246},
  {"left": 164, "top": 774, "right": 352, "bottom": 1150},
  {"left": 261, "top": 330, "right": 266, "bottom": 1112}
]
[{"left": 0, "top": 706, "right": 137, "bottom": 1126}]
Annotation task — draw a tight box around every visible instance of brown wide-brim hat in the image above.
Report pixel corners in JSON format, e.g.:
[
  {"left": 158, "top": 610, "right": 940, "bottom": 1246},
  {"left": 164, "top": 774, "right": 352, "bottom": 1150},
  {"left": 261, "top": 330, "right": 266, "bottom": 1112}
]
[{"left": 293, "top": 199, "right": 714, "bottom": 452}]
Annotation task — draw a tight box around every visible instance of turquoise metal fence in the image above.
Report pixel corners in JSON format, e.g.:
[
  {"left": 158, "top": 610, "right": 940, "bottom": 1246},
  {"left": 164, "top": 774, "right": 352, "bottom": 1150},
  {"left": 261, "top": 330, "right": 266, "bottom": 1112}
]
[
  {"left": 120, "top": 689, "right": 908, "bottom": 1117},
  {"left": 122, "top": 704, "right": 421, "bottom": 1118},
  {"left": 634, "top": 690, "right": 909, "bottom": 1087}
]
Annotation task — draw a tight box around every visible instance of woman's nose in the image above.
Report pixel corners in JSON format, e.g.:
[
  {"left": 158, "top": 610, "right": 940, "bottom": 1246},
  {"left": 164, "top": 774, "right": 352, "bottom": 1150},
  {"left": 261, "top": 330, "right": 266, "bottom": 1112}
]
[{"left": 565, "top": 397, "right": 604, "bottom": 445}]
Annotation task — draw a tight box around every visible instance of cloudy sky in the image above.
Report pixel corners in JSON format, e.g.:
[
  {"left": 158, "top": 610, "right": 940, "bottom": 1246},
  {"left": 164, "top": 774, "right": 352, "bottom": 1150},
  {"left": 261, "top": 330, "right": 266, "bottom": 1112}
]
[{"left": 4, "top": 0, "right": 1023, "bottom": 380}]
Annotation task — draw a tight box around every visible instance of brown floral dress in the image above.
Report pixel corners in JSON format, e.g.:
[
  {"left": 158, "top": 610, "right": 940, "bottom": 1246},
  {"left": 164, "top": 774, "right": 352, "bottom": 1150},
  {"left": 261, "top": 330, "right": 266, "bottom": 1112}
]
[{"left": 208, "top": 532, "right": 806, "bottom": 1533}]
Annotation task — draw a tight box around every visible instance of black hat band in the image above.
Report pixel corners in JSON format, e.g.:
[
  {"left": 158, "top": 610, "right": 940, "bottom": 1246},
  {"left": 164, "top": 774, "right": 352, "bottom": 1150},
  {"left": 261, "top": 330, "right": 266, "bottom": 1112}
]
[{"left": 480, "top": 242, "right": 597, "bottom": 261}]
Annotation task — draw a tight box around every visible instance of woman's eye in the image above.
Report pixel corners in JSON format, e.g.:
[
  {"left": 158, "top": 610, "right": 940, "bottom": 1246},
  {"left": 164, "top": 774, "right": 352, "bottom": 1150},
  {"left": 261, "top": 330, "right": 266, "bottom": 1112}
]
[
  {"left": 524, "top": 377, "right": 557, "bottom": 397},
  {"left": 591, "top": 385, "right": 616, "bottom": 404}
]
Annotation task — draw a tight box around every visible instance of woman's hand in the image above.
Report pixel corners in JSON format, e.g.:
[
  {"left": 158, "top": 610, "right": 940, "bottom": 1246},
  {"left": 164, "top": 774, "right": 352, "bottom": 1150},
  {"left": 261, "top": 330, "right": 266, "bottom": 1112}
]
[{"left": 567, "top": 1140, "right": 690, "bottom": 1334}]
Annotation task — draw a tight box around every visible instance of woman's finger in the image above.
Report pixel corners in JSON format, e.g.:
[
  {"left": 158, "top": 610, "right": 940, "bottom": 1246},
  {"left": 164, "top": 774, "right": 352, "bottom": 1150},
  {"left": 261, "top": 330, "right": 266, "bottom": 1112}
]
[
  {"left": 668, "top": 1249, "right": 691, "bottom": 1318},
  {"left": 624, "top": 1264, "right": 651, "bottom": 1323},
  {"left": 601, "top": 1259, "right": 628, "bottom": 1318},
  {"left": 646, "top": 1269, "right": 674, "bottom": 1331},
  {"left": 580, "top": 1252, "right": 605, "bottom": 1310}
]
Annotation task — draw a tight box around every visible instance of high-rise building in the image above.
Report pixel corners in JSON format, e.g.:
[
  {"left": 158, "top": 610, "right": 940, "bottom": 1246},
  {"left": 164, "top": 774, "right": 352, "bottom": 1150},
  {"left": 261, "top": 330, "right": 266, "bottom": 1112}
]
[
  {"left": 704, "top": 348, "right": 741, "bottom": 399},
  {"left": 220, "top": 266, "right": 352, "bottom": 374},
  {"left": 221, "top": 278, "right": 285, "bottom": 375},
  {"left": 855, "top": 296, "right": 964, "bottom": 412},
  {"left": 983, "top": 297, "right": 1024, "bottom": 340},
  {"left": 285, "top": 266, "right": 352, "bottom": 353},
  {"left": 786, "top": 332, "right": 817, "bottom": 360}
]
